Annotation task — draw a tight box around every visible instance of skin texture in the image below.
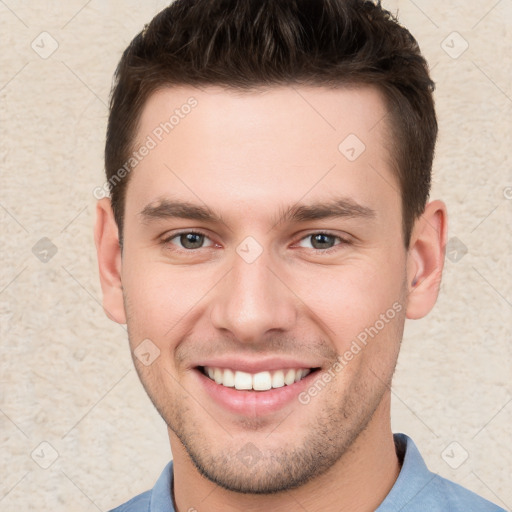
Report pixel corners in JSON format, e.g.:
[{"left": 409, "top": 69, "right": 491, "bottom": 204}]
[{"left": 95, "top": 85, "right": 447, "bottom": 512}]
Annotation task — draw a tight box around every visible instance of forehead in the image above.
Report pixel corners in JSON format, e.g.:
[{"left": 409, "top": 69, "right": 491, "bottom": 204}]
[{"left": 125, "top": 84, "right": 399, "bottom": 231}]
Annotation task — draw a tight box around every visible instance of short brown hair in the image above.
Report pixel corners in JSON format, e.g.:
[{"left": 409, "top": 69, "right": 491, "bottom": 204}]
[{"left": 105, "top": 0, "right": 437, "bottom": 248}]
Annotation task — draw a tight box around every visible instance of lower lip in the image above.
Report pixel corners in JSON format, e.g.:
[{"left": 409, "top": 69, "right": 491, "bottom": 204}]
[{"left": 195, "top": 369, "right": 317, "bottom": 416}]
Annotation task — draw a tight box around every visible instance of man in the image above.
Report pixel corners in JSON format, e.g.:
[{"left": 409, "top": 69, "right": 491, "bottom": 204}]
[{"left": 94, "top": 0, "right": 506, "bottom": 510}]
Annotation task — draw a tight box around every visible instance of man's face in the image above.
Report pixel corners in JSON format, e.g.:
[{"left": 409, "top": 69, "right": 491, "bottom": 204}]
[{"left": 119, "top": 85, "right": 409, "bottom": 492}]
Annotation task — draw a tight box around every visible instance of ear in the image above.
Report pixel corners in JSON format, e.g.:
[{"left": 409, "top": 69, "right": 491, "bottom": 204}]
[
  {"left": 94, "top": 198, "right": 127, "bottom": 324},
  {"left": 405, "top": 200, "right": 448, "bottom": 319}
]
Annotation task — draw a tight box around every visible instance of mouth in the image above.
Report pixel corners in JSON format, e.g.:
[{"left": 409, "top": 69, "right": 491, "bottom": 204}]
[{"left": 198, "top": 365, "right": 320, "bottom": 391}]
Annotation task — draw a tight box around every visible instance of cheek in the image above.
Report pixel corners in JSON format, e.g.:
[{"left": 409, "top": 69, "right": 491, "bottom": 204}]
[
  {"left": 121, "top": 257, "right": 207, "bottom": 341},
  {"left": 292, "top": 257, "right": 405, "bottom": 347}
]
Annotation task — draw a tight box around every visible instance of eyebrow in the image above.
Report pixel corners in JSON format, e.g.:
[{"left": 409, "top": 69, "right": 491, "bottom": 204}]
[
  {"left": 139, "top": 197, "right": 376, "bottom": 227},
  {"left": 140, "top": 200, "right": 223, "bottom": 223},
  {"left": 273, "top": 198, "right": 376, "bottom": 226}
]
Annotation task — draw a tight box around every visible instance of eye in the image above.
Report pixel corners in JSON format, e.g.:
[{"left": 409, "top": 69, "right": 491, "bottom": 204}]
[
  {"left": 297, "top": 232, "right": 349, "bottom": 251},
  {"left": 162, "top": 231, "right": 215, "bottom": 250}
]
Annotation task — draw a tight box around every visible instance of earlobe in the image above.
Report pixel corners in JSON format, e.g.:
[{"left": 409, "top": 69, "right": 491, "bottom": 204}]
[
  {"left": 405, "top": 200, "right": 448, "bottom": 320},
  {"left": 94, "top": 198, "right": 127, "bottom": 324}
]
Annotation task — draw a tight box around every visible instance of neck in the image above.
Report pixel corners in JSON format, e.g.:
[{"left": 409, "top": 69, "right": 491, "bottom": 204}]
[{"left": 170, "top": 396, "right": 400, "bottom": 512}]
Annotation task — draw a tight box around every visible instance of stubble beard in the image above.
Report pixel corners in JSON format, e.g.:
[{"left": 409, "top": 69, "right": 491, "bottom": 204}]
[{"left": 133, "top": 356, "right": 396, "bottom": 495}]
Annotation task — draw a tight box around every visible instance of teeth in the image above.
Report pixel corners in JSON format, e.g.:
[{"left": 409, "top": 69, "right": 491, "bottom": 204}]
[
  {"left": 223, "top": 368, "right": 235, "bottom": 387},
  {"left": 253, "top": 371, "right": 272, "bottom": 391},
  {"left": 203, "top": 366, "right": 311, "bottom": 390},
  {"left": 234, "top": 371, "right": 252, "bottom": 390},
  {"left": 271, "top": 370, "right": 285, "bottom": 388},
  {"left": 284, "top": 369, "right": 296, "bottom": 386},
  {"left": 214, "top": 368, "right": 223, "bottom": 384}
]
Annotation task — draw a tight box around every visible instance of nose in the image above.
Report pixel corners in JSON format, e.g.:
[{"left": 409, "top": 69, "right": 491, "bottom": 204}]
[{"left": 209, "top": 248, "right": 297, "bottom": 344}]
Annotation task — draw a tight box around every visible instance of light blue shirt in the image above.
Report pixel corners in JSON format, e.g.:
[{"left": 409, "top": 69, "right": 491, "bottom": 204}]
[{"left": 110, "top": 434, "right": 506, "bottom": 511}]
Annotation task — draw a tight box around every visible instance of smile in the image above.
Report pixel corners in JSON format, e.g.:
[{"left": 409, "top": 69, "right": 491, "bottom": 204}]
[{"left": 200, "top": 366, "right": 314, "bottom": 391}]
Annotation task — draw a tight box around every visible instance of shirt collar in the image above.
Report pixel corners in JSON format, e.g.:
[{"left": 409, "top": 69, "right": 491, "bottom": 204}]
[
  {"left": 149, "top": 460, "right": 175, "bottom": 512},
  {"left": 376, "top": 433, "right": 437, "bottom": 511}
]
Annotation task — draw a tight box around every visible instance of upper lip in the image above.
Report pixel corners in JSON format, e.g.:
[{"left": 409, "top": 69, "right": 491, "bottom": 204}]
[{"left": 195, "top": 357, "right": 322, "bottom": 374}]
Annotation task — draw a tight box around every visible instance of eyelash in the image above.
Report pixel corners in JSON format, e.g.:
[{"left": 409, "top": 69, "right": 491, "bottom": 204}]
[{"left": 161, "top": 230, "right": 351, "bottom": 254}]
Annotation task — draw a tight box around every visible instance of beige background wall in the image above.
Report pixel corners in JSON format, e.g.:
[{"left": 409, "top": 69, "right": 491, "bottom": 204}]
[{"left": 1, "top": 1, "right": 511, "bottom": 510}]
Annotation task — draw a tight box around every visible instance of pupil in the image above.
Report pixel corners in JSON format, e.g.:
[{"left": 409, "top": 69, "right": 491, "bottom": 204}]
[
  {"left": 181, "top": 233, "right": 203, "bottom": 249},
  {"left": 312, "top": 234, "right": 333, "bottom": 249}
]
